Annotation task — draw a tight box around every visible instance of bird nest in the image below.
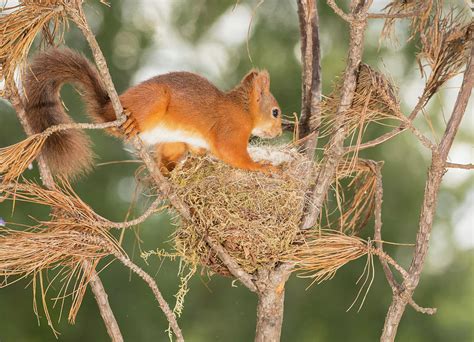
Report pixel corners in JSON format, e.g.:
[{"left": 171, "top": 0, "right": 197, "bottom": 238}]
[{"left": 168, "top": 145, "right": 312, "bottom": 276}]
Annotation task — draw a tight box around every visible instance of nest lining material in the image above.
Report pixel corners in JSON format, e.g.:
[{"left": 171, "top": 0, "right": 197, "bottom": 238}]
[{"left": 169, "top": 145, "right": 312, "bottom": 276}]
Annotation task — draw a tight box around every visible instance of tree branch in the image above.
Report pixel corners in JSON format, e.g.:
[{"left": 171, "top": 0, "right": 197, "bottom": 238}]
[
  {"left": 445, "top": 162, "right": 474, "bottom": 170},
  {"left": 112, "top": 251, "right": 184, "bottom": 342},
  {"left": 253, "top": 1, "right": 322, "bottom": 339},
  {"left": 301, "top": 0, "right": 371, "bottom": 230},
  {"left": 326, "top": 0, "right": 353, "bottom": 22},
  {"left": 381, "top": 44, "right": 473, "bottom": 342},
  {"left": 205, "top": 237, "right": 258, "bottom": 293},
  {"left": 5, "top": 86, "right": 123, "bottom": 341},
  {"left": 297, "top": 0, "right": 322, "bottom": 156},
  {"left": 346, "top": 92, "right": 430, "bottom": 153},
  {"left": 68, "top": 0, "right": 257, "bottom": 319},
  {"left": 86, "top": 260, "right": 124, "bottom": 342}
]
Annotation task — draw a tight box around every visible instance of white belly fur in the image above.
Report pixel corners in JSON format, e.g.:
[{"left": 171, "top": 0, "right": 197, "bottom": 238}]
[{"left": 139, "top": 125, "right": 210, "bottom": 150}]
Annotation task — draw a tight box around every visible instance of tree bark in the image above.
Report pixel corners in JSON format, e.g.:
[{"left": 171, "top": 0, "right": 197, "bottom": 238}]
[
  {"left": 301, "top": 0, "right": 371, "bottom": 229},
  {"left": 7, "top": 89, "right": 124, "bottom": 341},
  {"left": 380, "top": 44, "right": 473, "bottom": 342},
  {"left": 254, "top": 265, "right": 292, "bottom": 342},
  {"left": 297, "top": 0, "right": 322, "bottom": 155},
  {"left": 89, "top": 264, "right": 124, "bottom": 342}
]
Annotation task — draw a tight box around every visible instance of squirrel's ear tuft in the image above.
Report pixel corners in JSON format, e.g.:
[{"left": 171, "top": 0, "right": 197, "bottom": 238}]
[
  {"left": 241, "top": 69, "right": 270, "bottom": 102},
  {"left": 241, "top": 70, "right": 258, "bottom": 85},
  {"left": 255, "top": 70, "right": 270, "bottom": 94}
]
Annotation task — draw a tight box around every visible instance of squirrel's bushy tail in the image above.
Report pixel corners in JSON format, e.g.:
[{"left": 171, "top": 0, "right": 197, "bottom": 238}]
[{"left": 24, "top": 48, "right": 114, "bottom": 180}]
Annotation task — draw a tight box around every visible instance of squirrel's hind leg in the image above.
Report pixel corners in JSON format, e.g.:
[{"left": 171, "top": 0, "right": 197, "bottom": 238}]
[{"left": 155, "top": 142, "right": 188, "bottom": 174}]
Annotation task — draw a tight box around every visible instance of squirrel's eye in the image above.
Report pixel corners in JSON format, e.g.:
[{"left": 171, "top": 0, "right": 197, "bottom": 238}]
[{"left": 272, "top": 108, "right": 279, "bottom": 118}]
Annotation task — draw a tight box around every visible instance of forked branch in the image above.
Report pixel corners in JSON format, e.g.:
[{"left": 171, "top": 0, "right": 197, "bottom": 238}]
[
  {"left": 5, "top": 85, "right": 124, "bottom": 342},
  {"left": 381, "top": 44, "right": 473, "bottom": 342}
]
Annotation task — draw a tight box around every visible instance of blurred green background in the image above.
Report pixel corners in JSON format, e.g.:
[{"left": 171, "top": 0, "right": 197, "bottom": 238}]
[{"left": 0, "top": 0, "right": 473, "bottom": 341}]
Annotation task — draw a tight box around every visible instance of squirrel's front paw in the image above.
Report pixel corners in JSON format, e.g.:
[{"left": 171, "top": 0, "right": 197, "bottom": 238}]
[
  {"left": 120, "top": 109, "right": 139, "bottom": 140},
  {"left": 259, "top": 161, "right": 282, "bottom": 175}
]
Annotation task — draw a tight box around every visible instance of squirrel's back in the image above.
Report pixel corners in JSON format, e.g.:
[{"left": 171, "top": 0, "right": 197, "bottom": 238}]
[{"left": 147, "top": 72, "right": 223, "bottom": 110}]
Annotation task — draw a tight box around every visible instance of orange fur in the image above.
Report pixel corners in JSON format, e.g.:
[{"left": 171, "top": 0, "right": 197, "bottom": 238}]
[
  {"left": 119, "top": 71, "right": 283, "bottom": 173},
  {"left": 25, "top": 48, "right": 283, "bottom": 178}
]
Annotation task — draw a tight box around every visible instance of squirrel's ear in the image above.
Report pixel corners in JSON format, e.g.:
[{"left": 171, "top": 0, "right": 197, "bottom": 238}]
[
  {"left": 244, "top": 70, "right": 269, "bottom": 102},
  {"left": 242, "top": 70, "right": 259, "bottom": 85},
  {"left": 254, "top": 70, "right": 270, "bottom": 95},
  {"left": 241, "top": 69, "right": 270, "bottom": 101}
]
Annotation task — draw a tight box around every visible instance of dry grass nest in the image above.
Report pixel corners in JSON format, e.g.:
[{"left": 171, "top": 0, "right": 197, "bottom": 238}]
[{"left": 168, "top": 145, "right": 313, "bottom": 276}]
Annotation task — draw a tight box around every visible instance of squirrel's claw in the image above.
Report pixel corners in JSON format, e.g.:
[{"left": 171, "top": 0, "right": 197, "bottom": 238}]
[
  {"left": 258, "top": 161, "right": 283, "bottom": 175},
  {"left": 120, "top": 109, "right": 139, "bottom": 140}
]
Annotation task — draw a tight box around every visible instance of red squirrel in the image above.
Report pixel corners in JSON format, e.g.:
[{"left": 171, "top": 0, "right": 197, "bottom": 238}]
[{"left": 23, "top": 48, "right": 282, "bottom": 179}]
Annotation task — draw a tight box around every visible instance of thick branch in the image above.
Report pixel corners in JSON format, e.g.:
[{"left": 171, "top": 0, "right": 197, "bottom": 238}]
[
  {"left": 297, "top": 0, "right": 322, "bottom": 156},
  {"left": 254, "top": 264, "right": 293, "bottom": 342},
  {"left": 301, "top": 1, "right": 371, "bottom": 230}
]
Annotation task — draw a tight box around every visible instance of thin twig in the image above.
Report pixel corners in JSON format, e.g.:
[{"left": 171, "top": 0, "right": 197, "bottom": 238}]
[
  {"left": 372, "top": 162, "right": 398, "bottom": 289},
  {"left": 371, "top": 166, "right": 436, "bottom": 315},
  {"left": 86, "top": 260, "right": 124, "bottom": 342},
  {"left": 113, "top": 251, "right": 184, "bottom": 342},
  {"left": 326, "top": 0, "right": 353, "bottom": 22},
  {"left": 6, "top": 85, "right": 123, "bottom": 341},
  {"left": 103, "top": 197, "right": 166, "bottom": 229},
  {"left": 445, "top": 162, "right": 474, "bottom": 170},
  {"left": 346, "top": 92, "right": 429, "bottom": 153}
]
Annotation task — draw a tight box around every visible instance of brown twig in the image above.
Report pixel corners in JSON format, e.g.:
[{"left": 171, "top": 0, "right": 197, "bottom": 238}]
[
  {"left": 67, "top": 0, "right": 257, "bottom": 321},
  {"left": 205, "top": 237, "right": 258, "bottom": 293},
  {"left": 111, "top": 250, "right": 184, "bottom": 342},
  {"left": 326, "top": 0, "right": 353, "bottom": 22},
  {"left": 372, "top": 163, "right": 435, "bottom": 315},
  {"left": 6, "top": 86, "right": 123, "bottom": 341},
  {"left": 86, "top": 260, "right": 124, "bottom": 342},
  {"left": 301, "top": 0, "right": 372, "bottom": 230},
  {"left": 297, "top": 0, "right": 322, "bottom": 156},
  {"left": 445, "top": 162, "right": 474, "bottom": 170},
  {"left": 381, "top": 44, "right": 473, "bottom": 342},
  {"left": 372, "top": 162, "right": 397, "bottom": 287},
  {"left": 345, "top": 92, "right": 429, "bottom": 153}
]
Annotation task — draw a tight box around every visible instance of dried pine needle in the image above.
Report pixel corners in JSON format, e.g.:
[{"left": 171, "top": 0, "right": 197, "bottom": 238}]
[
  {"left": 0, "top": 0, "right": 69, "bottom": 95},
  {"left": 0, "top": 133, "right": 48, "bottom": 183},
  {"left": 314, "top": 64, "right": 401, "bottom": 152}
]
